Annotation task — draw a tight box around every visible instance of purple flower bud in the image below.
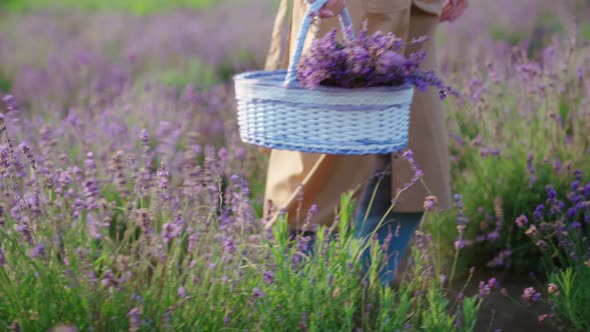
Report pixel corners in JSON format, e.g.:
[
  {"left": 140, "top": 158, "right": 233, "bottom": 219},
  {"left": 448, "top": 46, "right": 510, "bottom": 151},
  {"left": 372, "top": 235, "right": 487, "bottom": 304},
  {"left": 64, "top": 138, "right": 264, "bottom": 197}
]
[
  {"left": 533, "top": 205, "right": 545, "bottom": 221},
  {"left": 478, "top": 281, "right": 491, "bottom": 298},
  {"left": 178, "top": 286, "right": 186, "bottom": 298},
  {"left": 525, "top": 225, "right": 538, "bottom": 238},
  {"left": 0, "top": 248, "right": 5, "bottom": 267},
  {"left": 223, "top": 236, "right": 236, "bottom": 254},
  {"left": 30, "top": 243, "right": 45, "bottom": 259},
  {"left": 263, "top": 271, "right": 275, "bottom": 284},
  {"left": 423, "top": 196, "right": 438, "bottom": 211},
  {"left": 486, "top": 231, "right": 500, "bottom": 242},
  {"left": 522, "top": 287, "right": 541, "bottom": 303},
  {"left": 128, "top": 307, "right": 141, "bottom": 330},
  {"left": 251, "top": 287, "right": 265, "bottom": 299},
  {"left": 188, "top": 233, "right": 199, "bottom": 253},
  {"left": 454, "top": 239, "right": 465, "bottom": 250},
  {"left": 378, "top": 51, "right": 406, "bottom": 72},
  {"left": 515, "top": 215, "right": 528, "bottom": 228},
  {"left": 139, "top": 129, "right": 150, "bottom": 145}
]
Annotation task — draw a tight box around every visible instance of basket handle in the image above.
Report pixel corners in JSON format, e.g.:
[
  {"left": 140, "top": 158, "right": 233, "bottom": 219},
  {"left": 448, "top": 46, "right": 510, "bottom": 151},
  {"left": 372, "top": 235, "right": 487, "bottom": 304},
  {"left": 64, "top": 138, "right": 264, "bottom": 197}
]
[{"left": 284, "top": 0, "right": 354, "bottom": 86}]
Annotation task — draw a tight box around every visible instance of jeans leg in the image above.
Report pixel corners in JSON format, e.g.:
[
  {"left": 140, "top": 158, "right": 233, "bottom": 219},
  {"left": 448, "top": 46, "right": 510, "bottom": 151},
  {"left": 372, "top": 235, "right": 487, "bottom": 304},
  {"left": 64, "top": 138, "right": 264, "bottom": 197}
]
[
  {"left": 378, "top": 212, "right": 423, "bottom": 285},
  {"left": 354, "top": 163, "right": 423, "bottom": 286}
]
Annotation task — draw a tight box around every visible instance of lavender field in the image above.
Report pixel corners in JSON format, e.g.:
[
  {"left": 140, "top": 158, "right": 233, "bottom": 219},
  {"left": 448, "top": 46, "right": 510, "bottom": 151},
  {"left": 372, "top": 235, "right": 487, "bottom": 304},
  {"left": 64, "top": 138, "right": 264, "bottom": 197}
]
[{"left": 0, "top": 0, "right": 590, "bottom": 331}]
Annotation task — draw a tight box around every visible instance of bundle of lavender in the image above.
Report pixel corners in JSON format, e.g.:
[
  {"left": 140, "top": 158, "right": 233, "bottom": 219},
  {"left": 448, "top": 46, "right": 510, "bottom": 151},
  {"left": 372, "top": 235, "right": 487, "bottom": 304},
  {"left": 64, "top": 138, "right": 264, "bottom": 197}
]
[{"left": 296, "top": 27, "right": 454, "bottom": 99}]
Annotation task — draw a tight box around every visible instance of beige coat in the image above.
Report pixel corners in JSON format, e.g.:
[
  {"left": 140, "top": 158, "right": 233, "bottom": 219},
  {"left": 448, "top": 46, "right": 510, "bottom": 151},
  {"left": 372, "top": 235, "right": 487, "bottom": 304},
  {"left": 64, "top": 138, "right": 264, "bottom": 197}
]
[{"left": 263, "top": 0, "right": 451, "bottom": 230}]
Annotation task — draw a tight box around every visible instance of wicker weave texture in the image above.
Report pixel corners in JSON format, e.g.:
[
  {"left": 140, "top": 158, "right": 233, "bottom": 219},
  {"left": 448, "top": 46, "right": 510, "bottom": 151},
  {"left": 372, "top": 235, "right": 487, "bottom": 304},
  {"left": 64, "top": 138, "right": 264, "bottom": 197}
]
[{"left": 234, "top": 71, "right": 414, "bottom": 155}]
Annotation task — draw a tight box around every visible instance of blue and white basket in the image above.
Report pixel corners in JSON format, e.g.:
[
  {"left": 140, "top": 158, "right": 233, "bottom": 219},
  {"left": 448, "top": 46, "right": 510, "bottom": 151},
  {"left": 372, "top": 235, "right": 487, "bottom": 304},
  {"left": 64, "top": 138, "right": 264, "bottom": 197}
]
[{"left": 233, "top": 0, "right": 414, "bottom": 155}]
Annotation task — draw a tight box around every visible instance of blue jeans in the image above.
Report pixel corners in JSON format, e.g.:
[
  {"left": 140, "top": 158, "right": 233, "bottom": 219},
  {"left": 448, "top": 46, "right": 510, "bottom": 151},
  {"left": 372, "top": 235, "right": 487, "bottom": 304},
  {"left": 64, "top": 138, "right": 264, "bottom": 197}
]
[
  {"left": 291, "top": 159, "right": 422, "bottom": 286},
  {"left": 353, "top": 160, "right": 423, "bottom": 286}
]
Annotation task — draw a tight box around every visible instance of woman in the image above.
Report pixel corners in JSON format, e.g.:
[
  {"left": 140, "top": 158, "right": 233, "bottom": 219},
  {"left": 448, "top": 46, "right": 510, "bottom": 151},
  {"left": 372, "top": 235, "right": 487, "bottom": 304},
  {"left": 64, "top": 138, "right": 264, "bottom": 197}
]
[{"left": 263, "top": 0, "right": 468, "bottom": 285}]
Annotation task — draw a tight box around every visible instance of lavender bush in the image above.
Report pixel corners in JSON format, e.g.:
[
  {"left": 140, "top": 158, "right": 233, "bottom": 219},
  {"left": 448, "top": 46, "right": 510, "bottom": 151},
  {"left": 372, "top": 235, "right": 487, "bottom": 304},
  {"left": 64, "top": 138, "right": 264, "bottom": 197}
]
[
  {"left": 0, "top": 97, "right": 490, "bottom": 330},
  {"left": 429, "top": 21, "right": 590, "bottom": 273},
  {"left": 511, "top": 176, "right": 590, "bottom": 331}
]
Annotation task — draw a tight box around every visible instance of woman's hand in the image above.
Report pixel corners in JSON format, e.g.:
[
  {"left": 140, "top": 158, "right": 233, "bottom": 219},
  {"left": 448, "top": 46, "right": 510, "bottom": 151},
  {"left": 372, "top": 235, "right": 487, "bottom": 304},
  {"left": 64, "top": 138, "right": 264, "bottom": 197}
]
[
  {"left": 440, "top": 0, "right": 468, "bottom": 23},
  {"left": 309, "top": 0, "right": 346, "bottom": 18}
]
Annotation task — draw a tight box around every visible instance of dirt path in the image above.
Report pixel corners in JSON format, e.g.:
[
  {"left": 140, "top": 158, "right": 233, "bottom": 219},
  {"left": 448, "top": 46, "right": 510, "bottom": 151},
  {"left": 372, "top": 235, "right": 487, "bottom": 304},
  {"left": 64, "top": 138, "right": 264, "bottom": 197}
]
[{"left": 465, "top": 272, "right": 558, "bottom": 332}]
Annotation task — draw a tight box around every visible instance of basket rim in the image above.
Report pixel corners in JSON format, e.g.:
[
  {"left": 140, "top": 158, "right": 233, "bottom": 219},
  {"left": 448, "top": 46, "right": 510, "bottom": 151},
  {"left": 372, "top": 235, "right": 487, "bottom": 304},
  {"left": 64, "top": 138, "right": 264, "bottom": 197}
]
[
  {"left": 233, "top": 70, "right": 414, "bottom": 93},
  {"left": 240, "top": 135, "right": 409, "bottom": 155}
]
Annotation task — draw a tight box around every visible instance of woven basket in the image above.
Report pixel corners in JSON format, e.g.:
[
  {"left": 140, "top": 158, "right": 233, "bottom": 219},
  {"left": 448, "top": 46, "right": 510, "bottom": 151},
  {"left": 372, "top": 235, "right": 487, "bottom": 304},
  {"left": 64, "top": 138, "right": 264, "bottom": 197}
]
[{"left": 233, "top": 0, "right": 414, "bottom": 155}]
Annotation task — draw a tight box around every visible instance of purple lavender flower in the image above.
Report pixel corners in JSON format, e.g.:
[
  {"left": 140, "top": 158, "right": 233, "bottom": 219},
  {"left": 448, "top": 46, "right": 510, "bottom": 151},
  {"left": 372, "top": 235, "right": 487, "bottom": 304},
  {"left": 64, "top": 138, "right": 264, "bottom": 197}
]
[
  {"left": 162, "top": 221, "right": 183, "bottom": 244},
  {"left": 533, "top": 205, "right": 545, "bottom": 221},
  {"left": 128, "top": 307, "right": 142, "bottom": 331},
  {"left": 223, "top": 236, "right": 236, "bottom": 254},
  {"left": 486, "top": 231, "right": 500, "bottom": 242},
  {"left": 566, "top": 207, "right": 578, "bottom": 219},
  {"left": 86, "top": 213, "right": 104, "bottom": 240},
  {"left": 0, "top": 248, "right": 5, "bottom": 267},
  {"left": 478, "top": 278, "right": 496, "bottom": 298},
  {"left": 423, "top": 196, "right": 438, "bottom": 211},
  {"left": 187, "top": 233, "right": 199, "bottom": 253},
  {"left": 295, "top": 235, "right": 312, "bottom": 254},
  {"left": 82, "top": 152, "right": 102, "bottom": 210},
  {"left": 178, "top": 286, "right": 187, "bottom": 298},
  {"left": 522, "top": 287, "right": 542, "bottom": 303},
  {"left": 263, "top": 271, "right": 275, "bottom": 284},
  {"left": 251, "top": 287, "right": 265, "bottom": 299},
  {"left": 157, "top": 162, "right": 170, "bottom": 201},
  {"left": 525, "top": 225, "right": 538, "bottom": 238},
  {"left": 488, "top": 278, "right": 498, "bottom": 288},
  {"left": 130, "top": 293, "right": 143, "bottom": 302},
  {"left": 135, "top": 209, "right": 153, "bottom": 240},
  {"left": 487, "top": 250, "right": 512, "bottom": 268},
  {"left": 377, "top": 51, "right": 406, "bottom": 73},
  {"left": 299, "top": 312, "right": 308, "bottom": 331},
  {"left": 18, "top": 143, "right": 37, "bottom": 170},
  {"left": 515, "top": 215, "right": 528, "bottom": 228},
  {"left": 101, "top": 269, "right": 117, "bottom": 288},
  {"left": 454, "top": 239, "right": 466, "bottom": 251},
  {"left": 30, "top": 243, "right": 45, "bottom": 259},
  {"left": 526, "top": 153, "right": 537, "bottom": 187},
  {"left": 1, "top": 94, "right": 19, "bottom": 113},
  {"left": 392, "top": 150, "right": 424, "bottom": 198}
]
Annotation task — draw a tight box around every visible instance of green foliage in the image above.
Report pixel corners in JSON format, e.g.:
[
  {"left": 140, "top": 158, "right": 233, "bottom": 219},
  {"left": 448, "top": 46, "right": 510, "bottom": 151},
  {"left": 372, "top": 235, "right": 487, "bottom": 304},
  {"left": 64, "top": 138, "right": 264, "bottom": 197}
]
[
  {"left": 0, "top": 72, "right": 11, "bottom": 93},
  {"left": 581, "top": 22, "right": 590, "bottom": 41},
  {"left": 1, "top": 0, "right": 222, "bottom": 15},
  {"left": 548, "top": 268, "right": 590, "bottom": 331},
  {"left": 0, "top": 183, "right": 486, "bottom": 331},
  {"left": 138, "top": 59, "right": 219, "bottom": 90},
  {"left": 432, "top": 35, "right": 590, "bottom": 273},
  {"left": 489, "top": 10, "right": 564, "bottom": 56}
]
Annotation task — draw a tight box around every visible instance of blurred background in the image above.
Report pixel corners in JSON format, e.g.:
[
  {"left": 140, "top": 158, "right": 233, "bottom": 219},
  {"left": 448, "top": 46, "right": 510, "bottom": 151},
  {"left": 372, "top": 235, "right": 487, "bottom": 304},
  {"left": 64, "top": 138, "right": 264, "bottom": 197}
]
[
  {"left": 1, "top": 0, "right": 588, "bottom": 105},
  {"left": 1, "top": 0, "right": 590, "bottom": 270},
  {"left": 1, "top": 1, "right": 590, "bottom": 331}
]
